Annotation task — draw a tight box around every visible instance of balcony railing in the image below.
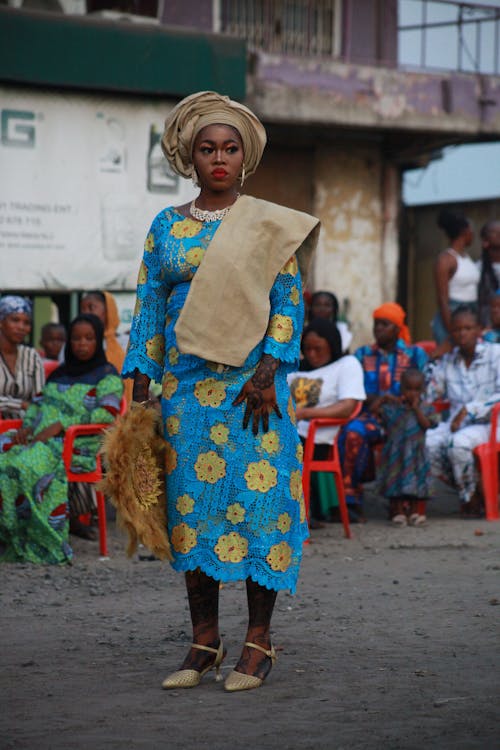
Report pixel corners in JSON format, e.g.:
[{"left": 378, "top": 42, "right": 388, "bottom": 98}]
[{"left": 217, "top": 0, "right": 341, "bottom": 57}]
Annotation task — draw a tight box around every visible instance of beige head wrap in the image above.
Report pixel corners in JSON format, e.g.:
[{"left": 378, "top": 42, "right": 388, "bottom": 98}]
[{"left": 162, "top": 91, "right": 267, "bottom": 179}]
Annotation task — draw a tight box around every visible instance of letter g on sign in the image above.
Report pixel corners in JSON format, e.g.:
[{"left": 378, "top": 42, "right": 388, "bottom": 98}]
[{"left": 1, "top": 110, "right": 36, "bottom": 148}]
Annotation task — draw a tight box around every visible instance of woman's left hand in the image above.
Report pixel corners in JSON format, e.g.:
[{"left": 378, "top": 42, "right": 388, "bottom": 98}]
[{"left": 233, "top": 380, "right": 282, "bottom": 435}]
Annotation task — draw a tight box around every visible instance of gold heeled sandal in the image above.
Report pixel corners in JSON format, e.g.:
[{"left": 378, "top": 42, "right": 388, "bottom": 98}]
[
  {"left": 224, "top": 641, "right": 276, "bottom": 692},
  {"left": 161, "top": 641, "right": 224, "bottom": 689}
]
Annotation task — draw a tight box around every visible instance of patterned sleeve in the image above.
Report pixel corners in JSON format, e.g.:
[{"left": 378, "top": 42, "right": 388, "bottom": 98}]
[
  {"left": 262, "top": 255, "right": 304, "bottom": 363},
  {"left": 122, "top": 214, "right": 171, "bottom": 381},
  {"left": 33, "top": 350, "right": 45, "bottom": 395},
  {"left": 411, "top": 345, "right": 428, "bottom": 371},
  {"left": 425, "top": 358, "right": 447, "bottom": 403}
]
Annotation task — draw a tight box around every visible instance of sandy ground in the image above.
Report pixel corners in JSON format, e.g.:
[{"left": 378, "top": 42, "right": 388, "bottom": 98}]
[{"left": 1, "top": 485, "right": 499, "bottom": 750}]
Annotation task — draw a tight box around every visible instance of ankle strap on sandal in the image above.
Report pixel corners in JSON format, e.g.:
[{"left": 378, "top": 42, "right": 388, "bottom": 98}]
[
  {"left": 244, "top": 641, "right": 276, "bottom": 662},
  {"left": 191, "top": 642, "right": 220, "bottom": 655}
]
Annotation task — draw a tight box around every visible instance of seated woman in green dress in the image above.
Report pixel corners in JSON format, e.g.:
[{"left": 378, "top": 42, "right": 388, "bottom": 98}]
[{"left": 0, "top": 314, "right": 123, "bottom": 564}]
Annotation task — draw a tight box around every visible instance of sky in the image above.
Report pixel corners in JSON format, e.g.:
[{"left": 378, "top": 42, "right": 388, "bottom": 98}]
[{"left": 399, "top": 0, "right": 500, "bottom": 206}]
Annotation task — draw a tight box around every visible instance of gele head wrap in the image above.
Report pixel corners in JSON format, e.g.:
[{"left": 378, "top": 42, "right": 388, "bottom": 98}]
[
  {"left": 162, "top": 91, "right": 267, "bottom": 179},
  {"left": 373, "top": 302, "right": 411, "bottom": 344},
  {"left": 0, "top": 295, "right": 33, "bottom": 320}
]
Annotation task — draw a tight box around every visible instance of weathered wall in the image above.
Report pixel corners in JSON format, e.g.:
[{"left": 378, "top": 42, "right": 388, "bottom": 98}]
[
  {"left": 312, "top": 143, "right": 396, "bottom": 348},
  {"left": 247, "top": 140, "right": 399, "bottom": 349}
]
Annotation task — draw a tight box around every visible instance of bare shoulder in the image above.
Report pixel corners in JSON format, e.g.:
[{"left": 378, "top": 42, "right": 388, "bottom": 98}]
[{"left": 435, "top": 249, "right": 457, "bottom": 272}]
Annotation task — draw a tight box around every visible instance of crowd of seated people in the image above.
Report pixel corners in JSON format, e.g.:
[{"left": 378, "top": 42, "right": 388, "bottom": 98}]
[
  {"left": 300, "top": 280, "right": 500, "bottom": 525},
  {"left": 2, "top": 239, "right": 500, "bottom": 564},
  {"left": 0, "top": 291, "right": 131, "bottom": 563}
]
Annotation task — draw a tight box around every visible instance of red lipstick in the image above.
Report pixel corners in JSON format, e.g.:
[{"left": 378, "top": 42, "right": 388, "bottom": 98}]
[{"left": 212, "top": 169, "right": 228, "bottom": 178}]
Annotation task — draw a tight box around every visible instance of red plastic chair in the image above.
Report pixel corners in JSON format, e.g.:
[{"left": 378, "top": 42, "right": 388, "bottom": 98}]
[
  {"left": 43, "top": 360, "right": 60, "bottom": 379},
  {"left": 63, "top": 397, "right": 127, "bottom": 557},
  {"left": 473, "top": 402, "right": 500, "bottom": 521},
  {"left": 302, "top": 402, "right": 363, "bottom": 540}
]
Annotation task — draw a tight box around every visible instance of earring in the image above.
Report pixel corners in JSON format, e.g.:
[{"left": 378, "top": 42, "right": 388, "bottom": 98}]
[
  {"left": 240, "top": 163, "right": 246, "bottom": 187},
  {"left": 191, "top": 165, "right": 199, "bottom": 187}
]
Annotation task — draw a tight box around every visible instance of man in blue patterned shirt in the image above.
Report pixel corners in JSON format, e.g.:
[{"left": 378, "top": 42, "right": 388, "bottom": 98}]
[{"left": 426, "top": 305, "right": 500, "bottom": 514}]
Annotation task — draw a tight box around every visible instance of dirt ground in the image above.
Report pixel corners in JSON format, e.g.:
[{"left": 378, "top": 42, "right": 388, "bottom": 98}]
[{"left": 1, "top": 485, "right": 499, "bottom": 750}]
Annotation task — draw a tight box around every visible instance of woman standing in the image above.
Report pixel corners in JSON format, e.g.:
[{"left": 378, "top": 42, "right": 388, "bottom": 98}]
[
  {"left": 0, "top": 314, "right": 123, "bottom": 563},
  {"left": 123, "top": 91, "right": 319, "bottom": 691},
  {"left": 0, "top": 296, "right": 44, "bottom": 419},
  {"left": 477, "top": 220, "right": 500, "bottom": 328},
  {"left": 433, "top": 209, "right": 478, "bottom": 345}
]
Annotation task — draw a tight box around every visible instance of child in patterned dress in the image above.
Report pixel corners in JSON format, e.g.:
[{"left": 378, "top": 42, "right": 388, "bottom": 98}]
[{"left": 376, "top": 368, "right": 437, "bottom": 526}]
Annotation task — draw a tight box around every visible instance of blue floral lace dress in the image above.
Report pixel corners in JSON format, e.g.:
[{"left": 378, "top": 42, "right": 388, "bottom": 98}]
[{"left": 123, "top": 208, "right": 308, "bottom": 593}]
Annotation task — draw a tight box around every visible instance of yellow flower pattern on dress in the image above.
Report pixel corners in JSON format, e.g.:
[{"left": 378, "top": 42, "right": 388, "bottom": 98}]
[
  {"left": 194, "top": 378, "right": 227, "bottom": 408},
  {"left": 296, "top": 442, "right": 304, "bottom": 462},
  {"left": 289, "top": 469, "right": 302, "bottom": 501},
  {"left": 137, "top": 260, "right": 148, "bottom": 285},
  {"left": 165, "top": 443, "right": 178, "bottom": 475},
  {"left": 266, "top": 541, "right": 292, "bottom": 572},
  {"left": 168, "top": 346, "right": 179, "bottom": 366},
  {"left": 267, "top": 314, "right": 293, "bottom": 343},
  {"left": 259, "top": 430, "right": 280, "bottom": 455},
  {"left": 171, "top": 523, "right": 197, "bottom": 554},
  {"left": 210, "top": 423, "right": 229, "bottom": 445},
  {"left": 226, "top": 503, "right": 246, "bottom": 524},
  {"left": 165, "top": 415, "right": 180, "bottom": 436},
  {"left": 244, "top": 460, "right": 278, "bottom": 493},
  {"left": 186, "top": 246, "right": 205, "bottom": 267},
  {"left": 280, "top": 256, "right": 298, "bottom": 276},
  {"left": 215, "top": 531, "right": 248, "bottom": 563},
  {"left": 162, "top": 371, "right": 178, "bottom": 400},
  {"left": 176, "top": 494, "right": 195, "bottom": 515},
  {"left": 290, "top": 285, "right": 300, "bottom": 305},
  {"left": 194, "top": 450, "right": 226, "bottom": 484},
  {"left": 124, "top": 208, "right": 309, "bottom": 593},
  {"left": 277, "top": 512, "right": 292, "bottom": 534},
  {"left": 146, "top": 334, "right": 165, "bottom": 364},
  {"left": 170, "top": 218, "right": 202, "bottom": 239}
]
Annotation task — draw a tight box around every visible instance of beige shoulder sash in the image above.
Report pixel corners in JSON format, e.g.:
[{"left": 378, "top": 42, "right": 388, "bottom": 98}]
[{"left": 174, "top": 195, "right": 320, "bottom": 367}]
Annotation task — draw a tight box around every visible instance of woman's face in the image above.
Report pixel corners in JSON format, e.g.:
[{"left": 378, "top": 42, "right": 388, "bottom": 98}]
[
  {"left": 302, "top": 331, "right": 332, "bottom": 369},
  {"left": 0, "top": 312, "right": 31, "bottom": 345},
  {"left": 310, "top": 294, "right": 335, "bottom": 321},
  {"left": 80, "top": 295, "right": 106, "bottom": 325},
  {"left": 462, "top": 224, "right": 473, "bottom": 247},
  {"left": 70, "top": 321, "right": 97, "bottom": 362},
  {"left": 373, "top": 317, "right": 399, "bottom": 348},
  {"left": 192, "top": 124, "right": 244, "bottom": 192}
]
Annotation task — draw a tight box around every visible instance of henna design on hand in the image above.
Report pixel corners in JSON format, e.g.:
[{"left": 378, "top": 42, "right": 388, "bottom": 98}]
[
  {"left": 251, "top": 354, "right": 279, "bottom": 390},
  {"left": 132, "top": 370, "right": 151, "bottom": 403}
]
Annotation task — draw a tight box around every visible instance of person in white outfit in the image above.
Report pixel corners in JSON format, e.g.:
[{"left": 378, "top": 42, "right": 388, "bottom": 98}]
[
  {"left": 425, "top": 305, "right": 500, "bottom": 516},
  {"left": 432, "top": 209, "right": 479, "bottom": 346}
]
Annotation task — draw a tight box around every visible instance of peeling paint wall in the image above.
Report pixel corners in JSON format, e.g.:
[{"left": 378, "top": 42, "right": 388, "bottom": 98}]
[{"left": 312, "top": 144, "right": 397, "bottom": 348}]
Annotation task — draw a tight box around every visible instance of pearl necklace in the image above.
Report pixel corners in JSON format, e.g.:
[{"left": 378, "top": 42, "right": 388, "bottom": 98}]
[{"left": 190, "top": 194, "right": 240, "bottom": 223}]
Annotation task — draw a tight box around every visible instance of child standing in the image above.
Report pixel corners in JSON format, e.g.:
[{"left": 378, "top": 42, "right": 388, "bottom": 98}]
[{"left": 376, "top": 368, "right": 437, "bottom": 526}]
